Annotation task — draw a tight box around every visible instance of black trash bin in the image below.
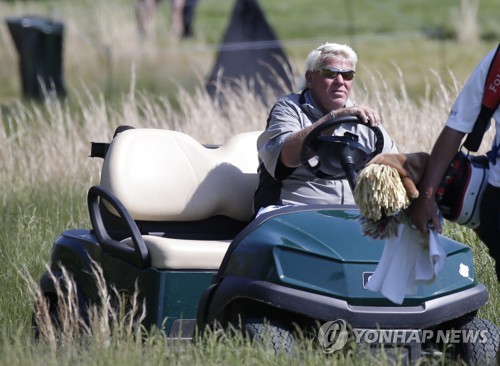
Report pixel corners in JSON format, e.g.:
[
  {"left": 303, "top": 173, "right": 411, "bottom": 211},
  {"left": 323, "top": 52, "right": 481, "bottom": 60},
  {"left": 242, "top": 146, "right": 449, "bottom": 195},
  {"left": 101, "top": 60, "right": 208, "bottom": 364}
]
[{"left": 6, "top": 16, "right": 66, "bottom": 100}]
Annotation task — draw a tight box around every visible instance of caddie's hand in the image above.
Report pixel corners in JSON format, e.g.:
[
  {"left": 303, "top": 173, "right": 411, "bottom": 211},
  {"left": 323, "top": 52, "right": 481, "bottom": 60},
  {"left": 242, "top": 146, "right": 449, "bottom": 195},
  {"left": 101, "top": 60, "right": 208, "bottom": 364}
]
[
  {"left": 334, "top": 105, "right": 381, "bottom": 127},
  {"left": 368, "top": 153, "right": 429, "bottom": 200},
  {"left": 410, "top": 193, "right": 442, "bottom": 234}
]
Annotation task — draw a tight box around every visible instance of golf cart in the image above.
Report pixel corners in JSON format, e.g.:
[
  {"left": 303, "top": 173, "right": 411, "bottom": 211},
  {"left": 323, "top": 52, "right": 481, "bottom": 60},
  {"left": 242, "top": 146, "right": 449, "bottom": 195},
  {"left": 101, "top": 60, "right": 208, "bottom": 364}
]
[{"left": 35, "top": 117, "right": 498, "bottom": 364}]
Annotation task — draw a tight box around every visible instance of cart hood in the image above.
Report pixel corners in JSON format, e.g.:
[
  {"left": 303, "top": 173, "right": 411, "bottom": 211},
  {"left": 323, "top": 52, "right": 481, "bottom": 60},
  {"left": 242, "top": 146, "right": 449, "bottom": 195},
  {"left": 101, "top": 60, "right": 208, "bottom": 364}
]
[
  {"left": 232, "top": 208, "right": 391, "bottom": 263},
  {"left": 220, "top": 207, "right": 477, "bottom": 304}
]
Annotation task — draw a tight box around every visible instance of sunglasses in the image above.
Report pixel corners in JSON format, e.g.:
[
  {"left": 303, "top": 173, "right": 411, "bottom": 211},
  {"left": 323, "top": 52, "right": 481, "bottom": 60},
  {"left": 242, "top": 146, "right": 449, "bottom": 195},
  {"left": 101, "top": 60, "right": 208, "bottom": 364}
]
[{"left": 318, "top": 67, "right": 356, "bottom": 81}]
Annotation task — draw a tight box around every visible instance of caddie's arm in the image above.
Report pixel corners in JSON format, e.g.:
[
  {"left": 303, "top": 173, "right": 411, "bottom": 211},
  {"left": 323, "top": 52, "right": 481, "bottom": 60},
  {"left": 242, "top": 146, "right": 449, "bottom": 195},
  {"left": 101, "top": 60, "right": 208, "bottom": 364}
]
[{"left": 411, "top": 126, "right": 465, "bottom": 233}]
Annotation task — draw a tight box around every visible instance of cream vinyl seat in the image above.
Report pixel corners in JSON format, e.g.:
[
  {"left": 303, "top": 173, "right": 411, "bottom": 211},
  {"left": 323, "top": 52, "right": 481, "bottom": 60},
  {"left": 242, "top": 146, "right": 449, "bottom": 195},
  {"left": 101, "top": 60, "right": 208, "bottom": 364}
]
[{"left": 98, "top": 128, "right": 260, "bottom": 270}]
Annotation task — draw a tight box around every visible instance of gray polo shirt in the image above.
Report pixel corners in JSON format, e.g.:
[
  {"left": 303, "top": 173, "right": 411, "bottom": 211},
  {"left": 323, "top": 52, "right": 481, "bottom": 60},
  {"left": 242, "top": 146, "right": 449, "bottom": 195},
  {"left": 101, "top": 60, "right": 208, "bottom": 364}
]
[{"left": 254, "top": 89, "right": 398, "bottom": 210}]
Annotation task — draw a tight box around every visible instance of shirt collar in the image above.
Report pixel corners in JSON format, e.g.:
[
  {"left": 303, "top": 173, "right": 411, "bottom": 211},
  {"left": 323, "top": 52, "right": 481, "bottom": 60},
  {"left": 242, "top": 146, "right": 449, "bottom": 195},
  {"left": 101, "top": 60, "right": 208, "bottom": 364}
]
[{"left": 301, "top": 89, "right": 323, "bottom": 120}]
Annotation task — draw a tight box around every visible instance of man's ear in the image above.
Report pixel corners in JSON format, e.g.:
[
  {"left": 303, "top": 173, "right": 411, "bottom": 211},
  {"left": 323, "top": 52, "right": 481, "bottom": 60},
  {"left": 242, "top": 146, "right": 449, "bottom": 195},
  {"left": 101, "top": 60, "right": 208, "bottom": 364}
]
[{"left": 305, "top": 71, "right": 313, "bottom": 86}]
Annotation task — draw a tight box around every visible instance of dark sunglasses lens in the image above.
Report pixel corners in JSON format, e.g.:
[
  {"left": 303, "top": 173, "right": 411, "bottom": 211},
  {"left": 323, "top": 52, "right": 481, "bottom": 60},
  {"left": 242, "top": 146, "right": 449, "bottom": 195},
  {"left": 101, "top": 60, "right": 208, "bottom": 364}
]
[
  {"left": 342, "top": 71, "right": 355, "bottom": 80},
  {"left": 320, "top": 69, "right": 337, "bottom": 78},
  {"left": 319, "top": 68, "right": 355, "bottom": 80},
  {"left": 319, "top": 69, "right": 338, "bottom": 79}
]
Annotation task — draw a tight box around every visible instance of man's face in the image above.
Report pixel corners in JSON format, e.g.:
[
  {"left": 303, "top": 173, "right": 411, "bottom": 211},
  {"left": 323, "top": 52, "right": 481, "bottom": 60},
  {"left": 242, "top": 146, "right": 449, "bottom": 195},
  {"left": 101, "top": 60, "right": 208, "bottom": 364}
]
[{"left": 305, "top": 56, "right": 354, "bottom": 114}]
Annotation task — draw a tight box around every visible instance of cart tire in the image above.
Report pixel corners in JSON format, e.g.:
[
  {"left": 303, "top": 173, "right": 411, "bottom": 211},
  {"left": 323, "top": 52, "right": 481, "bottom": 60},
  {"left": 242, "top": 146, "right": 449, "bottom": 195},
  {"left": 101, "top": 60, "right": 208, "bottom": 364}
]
[
  {"left": 455, "top": 317, "right": 499, "bottom": 365},
  {"left": 241, "top": 318, "right": 294, "bottom": 355}
]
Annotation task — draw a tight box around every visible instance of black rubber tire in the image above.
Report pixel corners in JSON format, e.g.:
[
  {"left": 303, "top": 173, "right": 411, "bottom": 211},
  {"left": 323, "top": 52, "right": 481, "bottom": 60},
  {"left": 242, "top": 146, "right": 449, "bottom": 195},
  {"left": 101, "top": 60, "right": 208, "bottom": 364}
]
[
  {"left": 241, "top": 318, "right": 294, "bottom": 356},
  {"left": 454, "top": 317, "right": 499, "bottom": 365}
]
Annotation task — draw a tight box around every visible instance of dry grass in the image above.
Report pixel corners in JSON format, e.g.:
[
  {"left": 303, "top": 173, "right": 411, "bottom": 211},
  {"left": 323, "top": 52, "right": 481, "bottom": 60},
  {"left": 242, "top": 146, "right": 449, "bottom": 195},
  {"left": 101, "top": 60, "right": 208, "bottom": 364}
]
[
  {"left": 25, "top": 256, "right": 497, "bottom": 365},
  {"left": 0, "top": 73, "right": 496, "bottom": 366},
  {"left": 0, "top": 2, "right": 497, "bottom": 364},
  {"left": 1, "top": 64, "right": 494, "bottom": 191},
  {"left": 0, "top": 75, "right": 275, "bottom": 190},
  {"left": 29, "top": 261, "right": 146, "bottom": 350}
]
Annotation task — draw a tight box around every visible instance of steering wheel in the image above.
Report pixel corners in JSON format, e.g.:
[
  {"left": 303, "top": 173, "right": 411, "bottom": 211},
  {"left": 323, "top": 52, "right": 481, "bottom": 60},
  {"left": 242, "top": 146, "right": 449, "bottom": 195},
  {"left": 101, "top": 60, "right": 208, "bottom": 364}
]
[{"left": 300, "top": 115, "right": 384, "bottom": 189}]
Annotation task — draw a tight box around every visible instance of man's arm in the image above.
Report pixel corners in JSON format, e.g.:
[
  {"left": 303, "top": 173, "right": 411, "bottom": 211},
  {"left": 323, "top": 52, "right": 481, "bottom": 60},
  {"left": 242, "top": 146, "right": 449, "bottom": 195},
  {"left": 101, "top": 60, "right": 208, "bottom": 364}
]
[
  {"left": 411, "top": 126, "right": 466, "bottom": 233},
  {"left": 280, "top": 113, "right": 330, "bottom": 168}
]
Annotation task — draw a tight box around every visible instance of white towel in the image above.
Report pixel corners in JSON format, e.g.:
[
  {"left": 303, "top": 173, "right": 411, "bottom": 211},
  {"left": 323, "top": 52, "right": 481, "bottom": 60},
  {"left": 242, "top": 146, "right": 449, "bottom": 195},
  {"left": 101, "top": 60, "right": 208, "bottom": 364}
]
[{"left": 365, "top": 223, "right": 445, "bottom": 304}]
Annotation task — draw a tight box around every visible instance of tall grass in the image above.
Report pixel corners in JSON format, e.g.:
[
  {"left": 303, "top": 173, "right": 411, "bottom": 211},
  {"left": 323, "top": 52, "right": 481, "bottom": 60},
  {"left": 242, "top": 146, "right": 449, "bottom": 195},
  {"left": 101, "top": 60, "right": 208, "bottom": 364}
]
[
  {"left": 0, "top": 2, "right": 498, "bottom": 363},
  {"left": 2, "top": 64, "right": 494, "bottom": 186},
  {"left": 0, "top": 68, "right": 498, "bottom": 365}
]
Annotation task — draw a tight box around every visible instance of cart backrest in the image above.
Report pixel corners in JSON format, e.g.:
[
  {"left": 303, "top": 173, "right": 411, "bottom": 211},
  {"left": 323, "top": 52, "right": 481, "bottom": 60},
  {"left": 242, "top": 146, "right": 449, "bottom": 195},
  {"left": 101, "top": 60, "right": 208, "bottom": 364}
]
[{"left": 100, "top": 128, "right": 260, "bottom": 223}]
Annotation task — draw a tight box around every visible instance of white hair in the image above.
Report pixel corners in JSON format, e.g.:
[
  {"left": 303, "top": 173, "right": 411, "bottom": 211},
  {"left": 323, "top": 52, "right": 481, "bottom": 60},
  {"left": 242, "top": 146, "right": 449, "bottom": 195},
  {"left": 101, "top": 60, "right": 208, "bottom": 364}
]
[{"left": 305, "top": 42, "right": 358, "bottom": 72}]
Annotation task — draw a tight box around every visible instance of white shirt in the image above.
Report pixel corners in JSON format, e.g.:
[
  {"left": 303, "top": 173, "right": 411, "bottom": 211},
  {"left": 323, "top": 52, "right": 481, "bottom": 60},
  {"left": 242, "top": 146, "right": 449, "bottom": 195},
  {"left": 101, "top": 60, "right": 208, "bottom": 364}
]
[{"left": 446, "top": 46, "right": 500, "bottom": 187}]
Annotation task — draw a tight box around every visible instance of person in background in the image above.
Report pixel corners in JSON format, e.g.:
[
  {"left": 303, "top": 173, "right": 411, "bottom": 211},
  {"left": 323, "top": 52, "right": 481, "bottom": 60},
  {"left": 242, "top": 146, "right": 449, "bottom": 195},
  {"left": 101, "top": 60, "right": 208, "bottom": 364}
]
[
  {"left": 411, "top": 45, "right": 499, "bottom": 281},
  {"left": 135, "top": 0, "right": 198, "bottom": 38},
  {"left": 169, "top": 0, "right": 185, "bottom": 38},
  {"left": 253, "top": 42, "right": 398, "bottom": 214},
  {"left": 135, "top": 0, "right": 160, "bottom": 37},
  {"left": 181, "top": 0, "right": 198, "bottom": 38}
]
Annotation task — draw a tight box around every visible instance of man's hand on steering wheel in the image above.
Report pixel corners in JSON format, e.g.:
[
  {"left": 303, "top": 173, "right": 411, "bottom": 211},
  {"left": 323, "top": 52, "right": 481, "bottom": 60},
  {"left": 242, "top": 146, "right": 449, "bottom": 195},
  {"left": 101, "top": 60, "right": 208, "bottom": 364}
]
[{"left": 330, "top": 105, "right": 381, "bottom": 127}]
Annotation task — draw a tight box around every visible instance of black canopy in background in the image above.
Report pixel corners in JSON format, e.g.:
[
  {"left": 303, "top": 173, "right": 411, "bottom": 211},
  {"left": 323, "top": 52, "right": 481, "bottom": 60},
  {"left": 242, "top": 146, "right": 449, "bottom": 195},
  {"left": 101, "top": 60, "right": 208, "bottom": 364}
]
[{"left": 206, "top": 0, "right": 294, "bottom": 105}]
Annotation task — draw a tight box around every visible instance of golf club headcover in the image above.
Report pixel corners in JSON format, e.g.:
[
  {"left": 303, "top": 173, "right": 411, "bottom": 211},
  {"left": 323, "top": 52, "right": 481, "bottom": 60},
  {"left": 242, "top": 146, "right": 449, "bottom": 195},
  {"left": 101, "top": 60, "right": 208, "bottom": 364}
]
[{"left": 368, "top": 152, "right": 430, "bottom": 199}]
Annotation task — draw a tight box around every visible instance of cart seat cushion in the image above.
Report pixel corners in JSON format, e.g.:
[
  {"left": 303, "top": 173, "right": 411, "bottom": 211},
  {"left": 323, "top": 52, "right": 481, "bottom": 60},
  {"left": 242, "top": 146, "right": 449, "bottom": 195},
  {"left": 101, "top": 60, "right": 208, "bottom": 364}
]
[
  {"left": 122, "top": 235, "right": 231, "bottom": 269},
  {"left": 100, "top": 129, "right": 260, "bottom": 222}
]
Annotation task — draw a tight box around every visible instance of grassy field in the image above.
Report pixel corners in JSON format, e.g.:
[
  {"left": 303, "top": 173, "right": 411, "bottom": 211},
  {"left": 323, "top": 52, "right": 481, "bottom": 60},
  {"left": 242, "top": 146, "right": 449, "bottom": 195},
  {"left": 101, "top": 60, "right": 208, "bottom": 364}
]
[
  {"left": 0, "top": 0, "right": 499, "bottom": 365},
  {"left": 0, "top": 0, "right": 499, "bottom": 103}
]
